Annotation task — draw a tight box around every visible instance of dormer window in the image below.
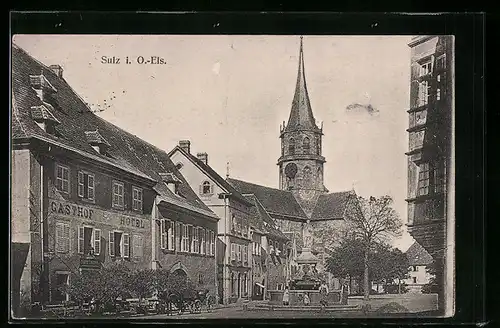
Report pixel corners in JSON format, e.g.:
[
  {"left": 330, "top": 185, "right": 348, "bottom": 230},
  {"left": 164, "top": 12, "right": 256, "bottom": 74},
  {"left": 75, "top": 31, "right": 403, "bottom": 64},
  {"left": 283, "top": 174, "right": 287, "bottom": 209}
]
[
  {"left": 85, "top": 130, "right": 111, "bottom": 155},
  {"left": 200, "top": 181, "right": 213, "bottom": 195},
  {"left": 31, "top": 105, "right": 60, "bottom": 134},
  {"left": 29, "top": 73, "right": 57, "bottom": 102},
  {"left": 160, "top": 172, "right": 182, "bottom": 195}
]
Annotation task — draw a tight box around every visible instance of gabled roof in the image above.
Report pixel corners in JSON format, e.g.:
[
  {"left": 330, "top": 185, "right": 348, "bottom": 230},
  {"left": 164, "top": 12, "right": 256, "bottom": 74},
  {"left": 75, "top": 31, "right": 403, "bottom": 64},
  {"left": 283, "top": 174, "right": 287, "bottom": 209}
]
[
  {"left": 405, "top": 241, "right": 433, "bottom": 266},
  {"left": 284, "top": 37, "right": 320, "bottom": 133},
  {"left": 31, "top": 104, "right": 61, "bottom": 124},
  {"left": 227, "top": 178, "right": 308, "bottom": 221},
  {"left": 11, "top": 43, "right": 217, "bottom": 220},
  {"left": 244, "top": 194, "right": 288, "bottom": 241},
  {"left": 170, "top": 146, "right": 253, "bottom": 207},
  {"left": 310, "top": 191, "right": 354, "bottom": 221}
]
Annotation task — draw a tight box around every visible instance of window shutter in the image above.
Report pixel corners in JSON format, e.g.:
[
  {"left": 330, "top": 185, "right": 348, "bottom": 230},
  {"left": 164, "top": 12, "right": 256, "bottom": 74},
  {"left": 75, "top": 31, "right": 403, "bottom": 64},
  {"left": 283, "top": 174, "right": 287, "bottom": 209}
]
[
  {"left": 78, "top": 172, "right": 84, "bottom": 197},
  {"left": 123, "top": 234, "right": 130, "bottom": 258},
  {"left": 160, "top": 219, "right": 166, "bottom": 249},
  {"left": 109, "top": 231, "right": 115, "bottom": 256},
  {"left": 78, "top": 226, "right": 84, "bottom": 254},
  {"left": 94, "top": 229, "right": 101, "bottom": 255},
  {"left": 56, "top": 223, "right": 63, "bottom": 252},
  {"left": 175, "top": 222, "right": 180, "bottom": 251},
  {"left": 212, "top": 231, "right": 215, "bottom": 256}
]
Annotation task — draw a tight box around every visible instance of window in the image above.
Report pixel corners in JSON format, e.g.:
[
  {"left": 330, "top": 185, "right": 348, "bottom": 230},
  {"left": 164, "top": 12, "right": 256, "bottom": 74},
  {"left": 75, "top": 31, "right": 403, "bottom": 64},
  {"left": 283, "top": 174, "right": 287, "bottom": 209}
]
[
  {"left": 288, "top": 138, "right": 295, "bottom": 155},
  {"left": 193, "top": 227, "right": 199, "bottom": 253},
  {"left": 437, "top": 55, "right": 446, "bottom": 70},
  {"left": 133, "top": 234, "right": 143, "bottom": 257},
  {"left": 132, "top": 187, "right": 143, "bottom": 212},
  {"left": 181, "top": 224, "right": 190, "bottom": 252},
  {"left": 413, "top": 277, "right": 417, "bottom": 284},
  {"left": 210, "top": 231, "right": 215, "bottom": 256},
  {"left": 175, "top": 222, "right": 181, "bottom": 250},
  {"left": 78, "top": 226, "right": 93, "bottom": 255},
  {"left": 237, "top": 244, "right": 241, "bottom": 261},
  {"left": 109, "top": 231, "right": 130, "bottom": 258},
  {"left": 205, "top": 229, "right": 210, "bottom": 256},
  {"left": 55, "top": 164, "right": 70, "bottom": 193},
  {"left": 418, "top": 81, "right": 431, "bottom": 106},
  {"left": 160, "top": 219, "right": 167, "bottom": 250},
  {"left": 433, "top": 160, "right": 447, "bottom": 194},
  {"left": 78, "top": 171, "right": 95, "bottom": 201},
  {"left": 231, "top": 243, "right": 236, "bottom": 261},
  {"left": 52, "top": 272, "right": 70, "bottom": 303},
  {"left": 55, "top": 222, "right": 70, "bottom": 253},
  {"left": 409, "top": 130, "right": 425, "bottom": 151},
  {"left": 418, "top": 163, "right": 430, "bottom": 196},
  {"left": 198, "top": 272, "right": 203, "bottom": 285},
  {"left": 199, "top": 228, "right": 205, "bottom": 255},
  {"left": 160, "top": 219, "right": 175, "bottom": 250},
  {"left": 409, "top": 110, "right": 427, "bottom": 128},
  {"left": 302, "top": 137, "right": 310, "bottom": 154},
  {"left": 175, "top": 162, "right": 184, "bottom": 170},
  {"left": 420, "top": 61, "right": 432, "bottom": 76},
  {"left": 112, "top": 181, "right": 124, "bottom": 209},
  {"left": 243, "top": 245, "right": 248, "bottom": 264},
  {"left": 316, "top": 136, "right": 321, "bottom": 155}
]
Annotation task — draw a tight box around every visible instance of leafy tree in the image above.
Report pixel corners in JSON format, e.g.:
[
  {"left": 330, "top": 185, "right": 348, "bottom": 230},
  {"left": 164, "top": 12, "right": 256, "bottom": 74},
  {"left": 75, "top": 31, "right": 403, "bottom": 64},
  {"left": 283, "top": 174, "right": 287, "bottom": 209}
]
[
  {"left": 344, "top": 195, "right": 403, "bottom": 300},
  {"left": 128, "top": 269, "right": 156, "bottom": 305},
  {"left": 326, "top": 237, "right": 365, "bottom": 291},
  {"left": 422, "top": 258, "right": 444, "bottom": 295}
]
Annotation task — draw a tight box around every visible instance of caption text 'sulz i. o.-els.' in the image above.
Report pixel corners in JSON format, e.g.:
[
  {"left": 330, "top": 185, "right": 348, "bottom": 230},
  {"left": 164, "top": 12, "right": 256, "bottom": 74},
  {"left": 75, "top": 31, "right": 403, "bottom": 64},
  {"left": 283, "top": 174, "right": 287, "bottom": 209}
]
[{"left": 101, "top": 55, "right": 167, "bottom": 65}]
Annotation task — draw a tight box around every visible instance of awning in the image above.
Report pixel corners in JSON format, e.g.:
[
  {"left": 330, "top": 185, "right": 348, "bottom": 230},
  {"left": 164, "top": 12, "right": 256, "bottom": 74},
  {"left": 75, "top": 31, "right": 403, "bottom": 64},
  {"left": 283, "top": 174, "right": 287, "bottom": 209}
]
[
  {"left": 255, "top": 283, "right": 265, "bottom": 288},
  {"left": 11, "top": 243, "right": 30, "bottom": 285}
]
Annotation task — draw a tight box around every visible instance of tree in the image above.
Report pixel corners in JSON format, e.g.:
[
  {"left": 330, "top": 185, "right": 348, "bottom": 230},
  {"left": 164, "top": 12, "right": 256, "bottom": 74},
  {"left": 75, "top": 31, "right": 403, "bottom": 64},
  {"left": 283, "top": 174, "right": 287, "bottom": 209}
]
[
  {"left": 128, "top": 269, "right": 156, "bottom": 305},
  {"left": 326, "top": 237, "right": 365, "bottom": 293},
  {"left": 421, "top": 259, "right": 444, "bottom": 294},
  {"left": 345, "top": 195, "right": 403, "bottom": 300}
]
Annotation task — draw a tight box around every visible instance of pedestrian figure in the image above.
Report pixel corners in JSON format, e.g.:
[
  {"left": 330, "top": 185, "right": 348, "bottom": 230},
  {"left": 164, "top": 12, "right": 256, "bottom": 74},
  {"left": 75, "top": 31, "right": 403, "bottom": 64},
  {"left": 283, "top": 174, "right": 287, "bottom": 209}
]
[
  {"left": 282, "top": 286, "right": 290, "bottom": 306},
  {"left": 303, "top": 293, "right": 310, "bottom": 306},
  {"left": 319, "top": 281, "right": 329, "bottom": 308}
]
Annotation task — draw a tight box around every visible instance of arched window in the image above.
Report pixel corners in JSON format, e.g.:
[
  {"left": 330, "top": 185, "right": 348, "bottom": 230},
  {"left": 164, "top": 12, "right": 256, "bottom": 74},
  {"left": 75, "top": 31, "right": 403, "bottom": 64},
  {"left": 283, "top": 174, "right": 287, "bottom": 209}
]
[
  {"left": 201, "top": 181, "right": 212, "bottom": 195},
  {"left": 302, "top": 137, "right": 310, "bottom": 153},
  {"left": 288, "top": 138, "right": 295, "bottom": 155},
  {"left": 303, "top": 166, "right": 312, "bottom": 188},
  {"left": 316, "top": 136, "right": 321, "bottom": 155}
]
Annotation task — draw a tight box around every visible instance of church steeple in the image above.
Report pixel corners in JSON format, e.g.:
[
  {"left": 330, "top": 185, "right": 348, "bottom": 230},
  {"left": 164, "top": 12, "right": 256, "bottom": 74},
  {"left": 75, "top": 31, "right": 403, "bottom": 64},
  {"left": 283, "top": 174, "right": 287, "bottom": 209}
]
[
  {"left": 278, "top": 37, "right": 327, "bottom": 216},
  {"left": 284, "top": 36, "right": 319, "bottom": 133}
]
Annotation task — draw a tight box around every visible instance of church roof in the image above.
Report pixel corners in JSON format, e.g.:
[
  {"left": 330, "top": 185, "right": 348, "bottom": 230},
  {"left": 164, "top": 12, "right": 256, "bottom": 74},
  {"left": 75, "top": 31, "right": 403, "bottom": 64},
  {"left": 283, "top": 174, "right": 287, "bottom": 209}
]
[
  {"left": 405, "top": 241, "right": 433, "bottom": 266},
  {"left": 11, "top": 43, "right": 218, "bottom": 220},
  {"left": 310, "top": 191, "right": 354, "bottom": 221},
  {"left": 227, "top": 178, "right": 308, "bottom": 221},
  {"left": 284, "top": 37, "right": 320, "bottom": 133}
]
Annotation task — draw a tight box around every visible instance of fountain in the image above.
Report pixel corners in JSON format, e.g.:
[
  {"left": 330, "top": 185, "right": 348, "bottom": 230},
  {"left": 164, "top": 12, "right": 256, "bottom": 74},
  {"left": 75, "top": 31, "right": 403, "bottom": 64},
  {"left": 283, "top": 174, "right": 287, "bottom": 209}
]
[{"left": 267, "top": 230, "right": 346, "bottom": 306}]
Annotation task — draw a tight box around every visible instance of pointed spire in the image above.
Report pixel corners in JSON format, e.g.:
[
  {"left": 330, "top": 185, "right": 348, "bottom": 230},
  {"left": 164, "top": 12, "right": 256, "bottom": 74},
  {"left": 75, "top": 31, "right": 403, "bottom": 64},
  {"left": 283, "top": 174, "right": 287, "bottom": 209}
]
[{"left": 285, "top": 36, "right": 318, "bottom": 132}]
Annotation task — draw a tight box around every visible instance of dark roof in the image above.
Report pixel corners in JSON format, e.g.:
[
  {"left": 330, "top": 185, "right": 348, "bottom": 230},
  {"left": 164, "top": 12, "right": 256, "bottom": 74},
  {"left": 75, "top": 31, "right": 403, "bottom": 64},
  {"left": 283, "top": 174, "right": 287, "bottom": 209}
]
[
  {"left": 405, "top": 241, "right": 433, "bottom": 266},
  {"left": 227, "top": 178, "right": 307, "bottom": 221},
  {"left": 310, "top": 191, "right": 354, "bottom": 221},
  {"left": 284, "top": 37, "right": 320, "bottom": 134},
  {"left": 11, "top": 44, "right": 217, "bottom": 220},
  {"left": 171, "top": 146, "right": 253, "bottom": 207},
  {"left": 244, "top": 195, "right": 288, "bottom": 241}
]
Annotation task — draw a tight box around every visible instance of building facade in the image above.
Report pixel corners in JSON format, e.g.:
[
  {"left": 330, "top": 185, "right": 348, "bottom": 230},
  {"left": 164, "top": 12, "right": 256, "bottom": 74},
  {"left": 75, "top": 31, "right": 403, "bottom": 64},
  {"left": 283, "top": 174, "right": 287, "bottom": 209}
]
[
  {"left": 403, "top": 242, "right": 434, "bottom": 293},
  {"left": 169, "top": 143, "right": 255, "bottom": 304},
  {"left": 11, "top": 44, "right": 218, "bottom": 316},
  {"left": 405, "top": 36, "right": 454, "bottom": 310}
]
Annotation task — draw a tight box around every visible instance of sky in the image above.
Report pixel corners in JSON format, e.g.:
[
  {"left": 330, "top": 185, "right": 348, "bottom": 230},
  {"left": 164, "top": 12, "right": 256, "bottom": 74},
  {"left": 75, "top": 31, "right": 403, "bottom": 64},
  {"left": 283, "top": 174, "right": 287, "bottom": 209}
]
[{"left": 12, "top": 34, "right": 415, "bottom": 251}]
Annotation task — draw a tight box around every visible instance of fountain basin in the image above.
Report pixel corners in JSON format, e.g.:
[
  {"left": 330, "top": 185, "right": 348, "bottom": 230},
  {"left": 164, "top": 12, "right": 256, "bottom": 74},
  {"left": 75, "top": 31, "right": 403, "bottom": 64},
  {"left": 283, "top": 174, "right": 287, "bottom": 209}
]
[{"left": 267, "top": 289, "right": 345, "bottom": 306}]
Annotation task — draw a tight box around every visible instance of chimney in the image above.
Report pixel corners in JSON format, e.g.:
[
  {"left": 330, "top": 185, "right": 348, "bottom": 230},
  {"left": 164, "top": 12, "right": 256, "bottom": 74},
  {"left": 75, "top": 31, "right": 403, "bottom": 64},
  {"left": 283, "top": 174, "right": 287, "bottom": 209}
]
[
  {"left": 179, "top": 140, "right": 191, "bottom": 154},
  {"left": 49, "top": 65, "right": 63, "bottom": 78},
  {"left": 197, "top": 152, "right": 208, "bottom": 165}
]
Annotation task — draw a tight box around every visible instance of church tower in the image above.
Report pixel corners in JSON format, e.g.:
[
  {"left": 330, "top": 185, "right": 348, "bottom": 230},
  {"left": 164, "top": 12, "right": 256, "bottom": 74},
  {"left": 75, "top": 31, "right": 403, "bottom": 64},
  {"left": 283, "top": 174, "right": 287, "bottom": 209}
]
[{"left": 278, "top": 37, "right": 327, "bottom": 216}]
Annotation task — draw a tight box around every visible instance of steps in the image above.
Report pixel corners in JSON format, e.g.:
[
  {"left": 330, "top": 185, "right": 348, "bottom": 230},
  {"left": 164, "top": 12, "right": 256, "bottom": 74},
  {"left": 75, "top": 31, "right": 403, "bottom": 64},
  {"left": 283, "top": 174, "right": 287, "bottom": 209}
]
[{"left": 247, "top": 303, "right": 362, "bottom": 312}]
